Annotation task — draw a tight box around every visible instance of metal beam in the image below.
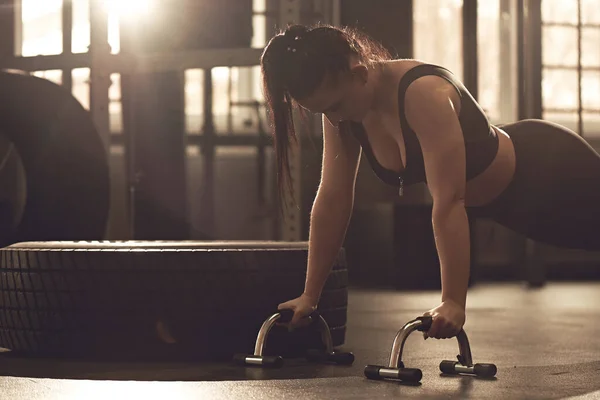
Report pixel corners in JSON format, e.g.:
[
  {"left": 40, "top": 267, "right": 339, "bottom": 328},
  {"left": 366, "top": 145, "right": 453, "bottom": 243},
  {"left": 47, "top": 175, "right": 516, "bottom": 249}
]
[
  {"left": 498, "top": 0, "right": 518, "bottom": 123},
  {"left": 13, "top": 0, "right": 21, "bottom": 57},
  {"left": 576, "top": 0, "right": 583, "bottom": 137},
  {"left": 0, "top": 0, "right": 15, "bottom": 58},
  {"left": 118, "top": 48, "right": 264, "bottom": 74},
  {"left": 278, "top": 0, "right": 302, "bottom": 242},
  {"left": 462, "top": 0, "right": 478, "bottom": 98},
  {"left": 128, "top": 69, "right": 189, "bottom": 240},
  {"left": 517, "top": 0, "right": 545, "bottom": 288},
  {"left": 0, "top": 52, "right": 90, "bottom": 71},
  {"left": 200, "top": 68, "right": 216, "bottom": 236},
  {"left": 517, "top": 0, "right": 543, "bottom": 120},
  {"left": 88, "top": 0, "right": 111, "bottom": 151},
  {"left": 543, "top": 107, "right": 600, "bottom": 113},
  {"left": 332, "top": 0, "right": 341, "bottom": 26},
  {"left": 111, "top": 132, "right": 273, "bottom": 147},
  {"left": 1, "top": 48, "right": 264, "bottom": 73},
  {"left": 542, "top": 21, "right": 600, "bottom": 28},
  {"left": 62, "top": 0, "right": 73, "bottom": 91},
  {"left": 543, "top": 65, "right": 600, "bottom": 71}
]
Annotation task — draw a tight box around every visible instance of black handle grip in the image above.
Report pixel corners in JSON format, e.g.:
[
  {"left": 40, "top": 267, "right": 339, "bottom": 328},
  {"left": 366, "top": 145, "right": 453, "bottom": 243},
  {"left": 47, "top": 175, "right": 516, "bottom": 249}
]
[
  {"left": 439, "top": 360, "right": 458, "bottom": 374},
  {"left": 398, "top": 368, "right": 423, "bottom": 383},
  {"left": 364, "top": 365, "right": 383, "bottom": 380},
  {"left": 277, "top": 309, "right": 321, "bottom": 324},
  {"left": 416, "top": 316, "right": 433, "bottom": 332},
  {"left": 232, "top": 353, "right": 249, "bottom": 365},
  {"left": 328, "top": 351, "right": 355, "bottom": 365},
  {"left": 277, "top": 309, "right": 294, "bottom": 323},
  {"left": 474, "top": 363, "right": 497, "bottom": 378},
  {"left": 261, "top": 355, "right": 284, "bottom": 368}
]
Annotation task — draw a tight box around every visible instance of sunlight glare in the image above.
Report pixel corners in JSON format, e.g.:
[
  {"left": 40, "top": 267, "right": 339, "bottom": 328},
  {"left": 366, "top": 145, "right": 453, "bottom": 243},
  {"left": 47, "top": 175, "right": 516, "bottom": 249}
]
[{"left": 102, "top": 0, "right": 155, "bottom": 19}]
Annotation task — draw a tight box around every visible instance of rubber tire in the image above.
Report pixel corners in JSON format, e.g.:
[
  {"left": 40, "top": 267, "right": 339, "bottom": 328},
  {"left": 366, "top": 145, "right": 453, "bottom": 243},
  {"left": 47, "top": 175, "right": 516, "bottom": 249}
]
[
  {"left": 0, "top": 134, "right": 27, "bottom": 240},
  {"left": 0, "top": 71, "right": 110, "bottom": 247},
  {"left": 0, "top": 241, "right": 348, "bottom": 361}
]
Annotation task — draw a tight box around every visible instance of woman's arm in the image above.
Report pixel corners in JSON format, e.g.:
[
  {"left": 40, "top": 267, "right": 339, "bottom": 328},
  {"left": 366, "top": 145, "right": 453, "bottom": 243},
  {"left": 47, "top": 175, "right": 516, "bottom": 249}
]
[
  {"left": 431, "top": 200, "right": 471, "bottom": 309},
  {"left": 304, "top": 116, "right": 362, "bottom": 301},
  {"left": 404, "top": 75, "right": 471, "bottom": 310}
]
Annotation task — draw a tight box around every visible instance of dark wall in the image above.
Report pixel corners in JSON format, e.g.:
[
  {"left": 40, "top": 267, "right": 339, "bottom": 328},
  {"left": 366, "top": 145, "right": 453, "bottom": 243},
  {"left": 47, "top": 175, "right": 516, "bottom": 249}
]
[
  {"left": 340, "top": 0, "right": 413, "bottom": 58},
  {"left": 0, "top": 0, "right": 15, "bottom": 57}
]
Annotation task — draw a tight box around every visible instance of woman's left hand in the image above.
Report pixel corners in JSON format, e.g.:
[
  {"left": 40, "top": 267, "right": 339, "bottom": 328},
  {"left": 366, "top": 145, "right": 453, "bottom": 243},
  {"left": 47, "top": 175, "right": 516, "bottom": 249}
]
[{"left": 422, "top": 300, "right": 466, "bottom": 339}]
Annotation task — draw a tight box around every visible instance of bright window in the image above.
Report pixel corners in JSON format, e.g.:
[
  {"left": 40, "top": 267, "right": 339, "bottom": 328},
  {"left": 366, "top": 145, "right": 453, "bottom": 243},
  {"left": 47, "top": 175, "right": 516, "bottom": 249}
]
[
  {"left": 184, "top": 69, "right": 205, "bottom": 134},
  {"left": 20, "top": 0, "right": 120, "bottom": 123},
  {"left": 184, "top": 0, "right": 267, "bottom": 135},
  {"left": 72, "top": 0, "right": 90, "bottom": 53},
  {"left": 19, "top": 0, "right": 266, "bottom": 135},
  {"left": 414, "top": 0, "right": 519, "bottom": 125},
  {"left": 108, "top": 73, "right": 122, "bottom": 133},
  {"left": 71, "top": 67, "right": 90, "bottom": 109},
  {"left": 478, "top": 0, "right": 520, "bottom": 125},
  {"left": 32, "top": 69, "right": 62, "bottom": 85},
  {"left": 71, "top": 0, "right": 120, "bottom": 54},
  {"left": 21, "top": 0, "right": 62, "bottom": 56},
  {"left": 413, "top": 0, "right": 464, "bottom": 80},
  {"left": 541, "top": 0, "right": 600, "bottom": 136}
]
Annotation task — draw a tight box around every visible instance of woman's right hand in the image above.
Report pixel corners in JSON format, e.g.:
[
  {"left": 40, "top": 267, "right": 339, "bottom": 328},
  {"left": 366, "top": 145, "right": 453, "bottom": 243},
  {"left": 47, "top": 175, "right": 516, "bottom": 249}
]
[{"left": 277, "top": 293, "right": 319, "bottom": 329}]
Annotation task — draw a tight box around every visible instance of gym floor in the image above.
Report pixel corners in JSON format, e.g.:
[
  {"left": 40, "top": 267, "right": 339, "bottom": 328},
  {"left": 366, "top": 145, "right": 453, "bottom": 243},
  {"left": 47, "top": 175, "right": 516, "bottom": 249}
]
[{"left": 1, "top": 282, "right": 599, "bottom": 399}]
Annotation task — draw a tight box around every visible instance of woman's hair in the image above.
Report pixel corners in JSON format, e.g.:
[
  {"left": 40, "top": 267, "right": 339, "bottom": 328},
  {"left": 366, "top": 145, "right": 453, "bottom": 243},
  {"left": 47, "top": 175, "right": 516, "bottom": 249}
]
[{"left": 260, "top": 24, "right": 392, "bottom": 210}]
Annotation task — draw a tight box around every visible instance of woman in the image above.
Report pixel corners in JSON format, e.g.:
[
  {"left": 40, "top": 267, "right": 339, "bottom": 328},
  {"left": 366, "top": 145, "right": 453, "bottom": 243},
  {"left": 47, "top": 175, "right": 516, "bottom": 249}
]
[{"left": 261, "top": 24, "right": 600, "bottom": 340}]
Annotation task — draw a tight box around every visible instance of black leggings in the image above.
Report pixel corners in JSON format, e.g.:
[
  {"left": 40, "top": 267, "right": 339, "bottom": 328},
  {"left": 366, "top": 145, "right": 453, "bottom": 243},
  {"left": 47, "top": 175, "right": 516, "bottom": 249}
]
[{"left": 468, "top": 119, "right": 600, "bottom": 251}]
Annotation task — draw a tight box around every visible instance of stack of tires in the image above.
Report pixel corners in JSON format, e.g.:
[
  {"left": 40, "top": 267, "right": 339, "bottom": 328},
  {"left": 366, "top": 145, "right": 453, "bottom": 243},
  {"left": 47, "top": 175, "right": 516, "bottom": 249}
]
[
  {"left": 0, "top": 241, "right": 348, "bottom": 361},
  {"left": 0, "top": 71, "right": 349, "bottom": 361}
]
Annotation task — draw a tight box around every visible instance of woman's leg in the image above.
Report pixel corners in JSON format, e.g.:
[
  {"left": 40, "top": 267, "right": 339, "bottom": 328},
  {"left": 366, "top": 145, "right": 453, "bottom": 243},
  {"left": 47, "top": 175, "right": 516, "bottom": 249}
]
[{"left": 483, "top": 119, "right": 600, "bottom": 251}]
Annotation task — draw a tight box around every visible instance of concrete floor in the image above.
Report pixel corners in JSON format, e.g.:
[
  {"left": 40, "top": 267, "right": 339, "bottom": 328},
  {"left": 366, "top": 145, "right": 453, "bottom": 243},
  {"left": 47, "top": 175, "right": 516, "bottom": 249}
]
[{"left": 1, "top": 282, "right": 600, "bottom": 399}]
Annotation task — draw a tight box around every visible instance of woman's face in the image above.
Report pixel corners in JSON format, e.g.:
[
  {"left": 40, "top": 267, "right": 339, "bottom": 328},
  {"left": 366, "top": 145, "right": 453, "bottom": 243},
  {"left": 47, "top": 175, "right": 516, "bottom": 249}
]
[{"left": 295, "top": 63, "right": 372, "bottom": 126}]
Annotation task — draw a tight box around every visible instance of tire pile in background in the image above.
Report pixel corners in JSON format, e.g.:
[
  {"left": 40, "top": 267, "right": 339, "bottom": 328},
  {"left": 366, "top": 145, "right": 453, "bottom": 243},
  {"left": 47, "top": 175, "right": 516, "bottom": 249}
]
[{"left": 0, "top": 71, "right": 349, "bottom": 361}]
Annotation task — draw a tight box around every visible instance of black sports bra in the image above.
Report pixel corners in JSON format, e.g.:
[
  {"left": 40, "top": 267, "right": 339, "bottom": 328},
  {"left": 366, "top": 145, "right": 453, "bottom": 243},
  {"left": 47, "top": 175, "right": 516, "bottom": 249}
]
[{"left": 342, "top": 63, "right": 498, "bottom": 190}]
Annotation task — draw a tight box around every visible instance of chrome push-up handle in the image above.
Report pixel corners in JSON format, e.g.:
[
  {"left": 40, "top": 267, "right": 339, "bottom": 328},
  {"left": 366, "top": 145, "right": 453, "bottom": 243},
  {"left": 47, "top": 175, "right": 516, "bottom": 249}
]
[
  {"left": 364, "top": 316, "right": 497, "bottom": 383},
  {"left": 233, "top": 309, "right": 354, "bottom": 368}
]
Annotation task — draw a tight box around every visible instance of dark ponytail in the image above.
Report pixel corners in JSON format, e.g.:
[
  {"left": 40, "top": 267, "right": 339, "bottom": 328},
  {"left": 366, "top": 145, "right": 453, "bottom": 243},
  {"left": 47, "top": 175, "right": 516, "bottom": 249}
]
[
  {"left": 260, "top": 25, "right": 306, "bottom": 211},
  {"left": 260, "top": 24, "right": 391, "bottom": 211},
  {"left": 267, "top": 88, "right": 297, "bottom": 211}
]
